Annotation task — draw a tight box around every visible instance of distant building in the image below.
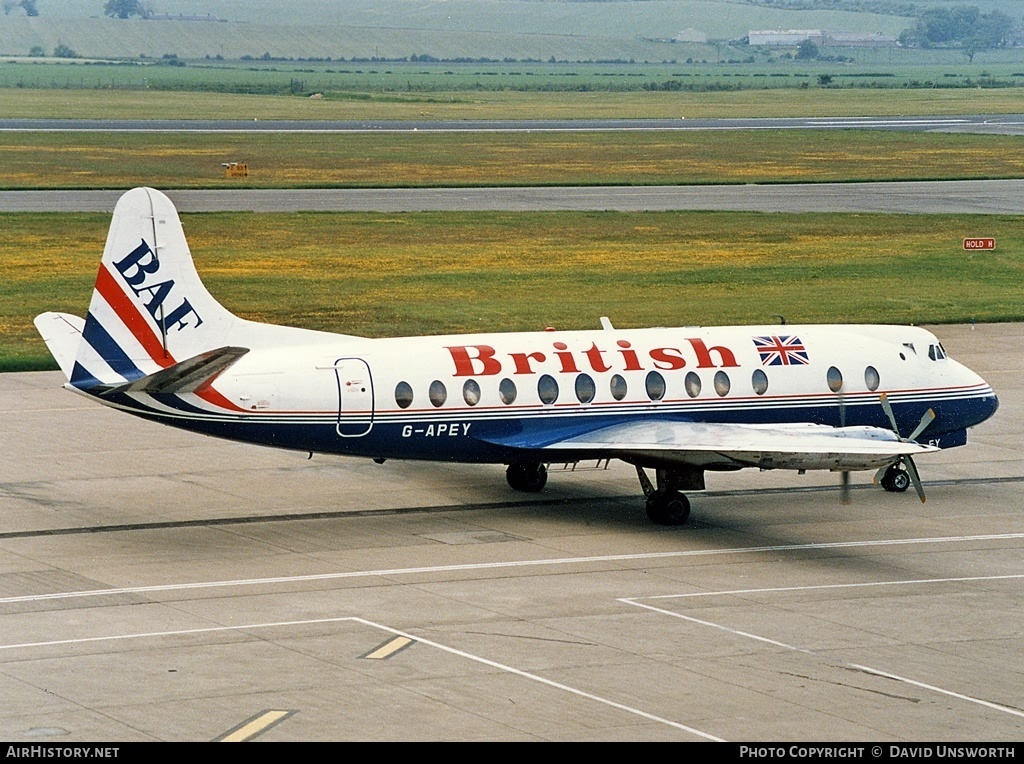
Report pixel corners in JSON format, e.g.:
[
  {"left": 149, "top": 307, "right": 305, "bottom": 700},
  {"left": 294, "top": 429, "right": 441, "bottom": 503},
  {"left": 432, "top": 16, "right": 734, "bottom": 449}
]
[
  {"left": 146, "top": 14, "right": 227, "bottom": 22},
  {"left": 822, "top": 32, "right": 897, "bottom": 47},
  {"left": 748, "top": 30, "right": 896, "bottom": 47},
  {"left": 673, "top": 29, "right": 707, "bottom": 44},
  {"left": 748, "top": 30, "right": 825, "bottom": 46}
]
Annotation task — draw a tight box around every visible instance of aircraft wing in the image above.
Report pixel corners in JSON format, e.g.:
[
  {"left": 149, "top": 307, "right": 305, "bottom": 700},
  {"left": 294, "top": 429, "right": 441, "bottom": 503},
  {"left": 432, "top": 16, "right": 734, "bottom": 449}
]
[{"left": 477, "top": 419, "right": 938, "bottom": 472}]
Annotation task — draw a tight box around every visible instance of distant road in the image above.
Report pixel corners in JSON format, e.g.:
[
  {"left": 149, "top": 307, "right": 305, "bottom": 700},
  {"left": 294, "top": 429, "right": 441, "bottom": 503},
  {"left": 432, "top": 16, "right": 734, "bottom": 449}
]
[
  {"left": 1, "top": 114, "right": 1024, "bottom": 134},
  {"left": 2, "top": 180, "right": 1024, "bottom": 214}
]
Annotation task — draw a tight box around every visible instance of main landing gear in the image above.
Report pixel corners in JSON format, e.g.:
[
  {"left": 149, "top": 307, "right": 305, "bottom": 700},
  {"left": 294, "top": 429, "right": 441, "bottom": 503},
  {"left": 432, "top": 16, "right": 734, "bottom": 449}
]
[
  {"left": 506, "top": 462, "right": 548, "bottom": 493},
  {"left": 878, "top": 463, "right": 911, "bottom": 493},
  {"left": 635, "top": 466, "right": 703, "bottom": 526},
  {"left": 505, "top": 461, "right": 701, "bottom": 526}
]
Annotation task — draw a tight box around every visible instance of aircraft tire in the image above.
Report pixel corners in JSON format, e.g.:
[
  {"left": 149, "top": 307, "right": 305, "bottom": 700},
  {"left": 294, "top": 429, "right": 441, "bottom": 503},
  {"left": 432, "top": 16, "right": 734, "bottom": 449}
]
[
  {"left": 506, "top": 462, "right": 548, "bottom": 493},
  {"left": 646, "top": 491, "right": 691, "bottom": 526},
  {"left": 881, "top": 466, "right": 911, "bottom": 493}
]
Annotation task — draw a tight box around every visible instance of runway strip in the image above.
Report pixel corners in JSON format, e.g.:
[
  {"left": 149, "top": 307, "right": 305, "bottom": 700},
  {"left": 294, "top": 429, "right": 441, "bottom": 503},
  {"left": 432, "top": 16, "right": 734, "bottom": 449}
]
[{"left": 3, "top": 179, "right": 1024, "bottom": 214}]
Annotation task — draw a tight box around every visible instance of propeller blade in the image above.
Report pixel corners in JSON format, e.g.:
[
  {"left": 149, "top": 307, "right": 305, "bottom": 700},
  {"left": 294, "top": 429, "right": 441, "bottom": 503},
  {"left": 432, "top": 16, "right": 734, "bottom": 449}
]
[
  {"left": 840, "top": 470, "right": 851, "bottom": 505},
  {"left": 904, "top": 456, "right": 926, "bottom": 503},
  {"left": 907, "top": 408, "right": 937, "bottom": 443},
  {"left": 880, "top": 393, "right": 900, "bottom": 436}
]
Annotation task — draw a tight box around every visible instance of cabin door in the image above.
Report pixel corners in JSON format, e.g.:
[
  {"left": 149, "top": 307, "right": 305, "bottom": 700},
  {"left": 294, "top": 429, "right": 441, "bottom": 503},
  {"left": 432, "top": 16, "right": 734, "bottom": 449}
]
[{"left": 334, "top": 358, "right": 374, "bottom": 437}]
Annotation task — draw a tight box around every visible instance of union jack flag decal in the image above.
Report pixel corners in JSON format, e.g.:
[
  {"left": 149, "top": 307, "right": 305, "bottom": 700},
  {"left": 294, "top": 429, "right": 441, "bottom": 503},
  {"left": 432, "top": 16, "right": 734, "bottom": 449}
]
[{"left": 752, "top": 335, "right": 810, "bottom": 366}]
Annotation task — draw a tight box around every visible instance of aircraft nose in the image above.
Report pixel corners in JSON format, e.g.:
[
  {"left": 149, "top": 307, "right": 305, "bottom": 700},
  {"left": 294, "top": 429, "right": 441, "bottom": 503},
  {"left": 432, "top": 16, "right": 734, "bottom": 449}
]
[{"left": 980, "top": 389, "right": 1000, "bottom": 424}]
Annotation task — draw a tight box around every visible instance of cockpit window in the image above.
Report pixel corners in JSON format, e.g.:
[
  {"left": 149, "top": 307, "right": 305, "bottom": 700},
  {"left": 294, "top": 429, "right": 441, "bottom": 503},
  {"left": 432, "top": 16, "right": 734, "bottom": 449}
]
[{"left": 928, "top": 344, "right": 946, "bottom": 361}]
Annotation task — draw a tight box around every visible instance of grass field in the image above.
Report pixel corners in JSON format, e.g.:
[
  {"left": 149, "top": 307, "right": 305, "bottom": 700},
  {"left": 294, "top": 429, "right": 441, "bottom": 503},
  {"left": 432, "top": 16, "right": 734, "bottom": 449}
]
[
  {"left": 8, "top": 59, "right": 1024, "bottom": 96},
  {"left": 2, "top": 129, "right": 1023, "bottom": 189},
  {"left": 4, "top": 82, "right": 1024, "bottom": 124},
  {"left": 4, "top": 209, "right": 1021, "bottom": 372}
]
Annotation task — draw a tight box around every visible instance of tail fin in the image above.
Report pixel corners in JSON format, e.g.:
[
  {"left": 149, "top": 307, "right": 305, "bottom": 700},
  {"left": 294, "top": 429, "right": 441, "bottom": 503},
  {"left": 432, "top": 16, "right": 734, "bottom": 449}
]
[{"left": 68, "top": 187, "right": 239, "bottom": 390}]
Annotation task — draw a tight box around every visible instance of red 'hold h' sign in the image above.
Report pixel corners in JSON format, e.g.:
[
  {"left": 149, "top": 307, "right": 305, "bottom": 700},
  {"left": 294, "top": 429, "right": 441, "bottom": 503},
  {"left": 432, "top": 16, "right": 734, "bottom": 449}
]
[{"left": 963, "top": 238, "right": 996, "bottom": 250}]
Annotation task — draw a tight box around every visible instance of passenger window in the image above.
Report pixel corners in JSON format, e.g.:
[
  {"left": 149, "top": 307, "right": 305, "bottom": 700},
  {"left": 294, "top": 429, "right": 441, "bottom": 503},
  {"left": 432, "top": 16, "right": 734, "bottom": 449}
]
[
  {"left": 751, "top": 369, "right": 768, "bottom": 396},
  {"left": 864, "top": 366, "right": 880, "bottom": 392},
  {"left": 463, "top": 379, "right": 481, "bottom": 406},
  {"left": 395, "top": 381, "right": 414, "bottom": 409},
  {"left": 575, "top": 373, "right": 596, "bottom": 404},
  {"left": 645, "top": 371, "right": 666, "bottom": 401},
  {"left": 499, "top": 378, "right": 517, "bottom": 405},
  {"left": 538, "top": 374, "right": 559, "bottom": 405},
  {"left": 714, "top": 370, "right": 730, "bottom": 397},
  {"left": 609, "top": 374, "right": 627, "bottom": 401},
  {"left": 827, "top": 366, "right": 843, "bottom": 393},
  {"left": 684, "top": 371, "right": 701, "bottom": 398},
  {"left": 428, "top": 380, "right": 447, "bottom": 407}
]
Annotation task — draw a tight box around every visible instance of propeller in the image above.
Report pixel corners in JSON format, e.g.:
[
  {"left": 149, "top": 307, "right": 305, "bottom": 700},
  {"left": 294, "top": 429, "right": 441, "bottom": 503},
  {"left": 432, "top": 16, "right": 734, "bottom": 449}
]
[
  {"left": 875, "top": 393, "right": 936, "bottom": 503},
  {"left": 838, "top": 391, "right": 851, "bottom": 505}
]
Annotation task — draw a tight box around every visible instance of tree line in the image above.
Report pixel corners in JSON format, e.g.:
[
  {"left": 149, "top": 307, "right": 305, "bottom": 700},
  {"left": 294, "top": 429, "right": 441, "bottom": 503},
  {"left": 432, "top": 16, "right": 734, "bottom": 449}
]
[{"left": 898, "top": 5, "right": 1017, "bottom": 57}]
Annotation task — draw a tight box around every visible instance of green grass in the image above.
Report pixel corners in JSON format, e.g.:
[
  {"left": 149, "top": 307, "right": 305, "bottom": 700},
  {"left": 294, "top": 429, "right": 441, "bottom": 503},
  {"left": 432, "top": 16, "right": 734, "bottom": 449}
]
[
  {"left": 1, "top": 129, "right": 1022, "bottom": 189},
  {"left": 4, "top": 79, "right": 1024, "bottom": 122},
  {"left": 12, "top": 59, "right": 1024, "bottom": 96},
  {"left": 5, "top": 209, "right": 1022, "bottom": 371}
]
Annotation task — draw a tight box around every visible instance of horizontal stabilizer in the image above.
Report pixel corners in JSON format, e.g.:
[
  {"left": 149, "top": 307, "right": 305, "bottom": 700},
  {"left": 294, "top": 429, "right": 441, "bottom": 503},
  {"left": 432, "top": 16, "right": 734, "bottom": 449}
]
[
  {"left": 101, "top": 345, "right": 249, "bottom": 396},
  {"left": 33, "top": 312, "right": 85, "bottom": 380}
]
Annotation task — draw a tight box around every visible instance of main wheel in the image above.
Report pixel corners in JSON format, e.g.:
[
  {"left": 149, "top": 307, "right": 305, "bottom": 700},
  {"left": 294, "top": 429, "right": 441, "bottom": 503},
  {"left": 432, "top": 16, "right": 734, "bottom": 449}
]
[
  {"left": 645, "top": 491, "right": 691, "bottom": 526},
  {"left": 506, "top": 462, "right": 547, "bottom": 493}
]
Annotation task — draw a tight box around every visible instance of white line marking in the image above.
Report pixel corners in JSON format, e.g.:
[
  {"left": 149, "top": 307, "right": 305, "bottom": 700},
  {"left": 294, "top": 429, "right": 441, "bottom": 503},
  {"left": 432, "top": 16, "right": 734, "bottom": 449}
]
[
  {"left": 2, "top": 532, "right": 1022, "bottom": 605},
  {"left": 620, "top": 575, "right": 1024, "bottom": 721},
  {"left": 352, "top": 617, "right": 724, "bottom": 740},
  {"left": 634, "top": 573, "right": 1024, "bottom": 600},
  {"left": 0, "top": 615, "right": 722, "bottom": 740}
]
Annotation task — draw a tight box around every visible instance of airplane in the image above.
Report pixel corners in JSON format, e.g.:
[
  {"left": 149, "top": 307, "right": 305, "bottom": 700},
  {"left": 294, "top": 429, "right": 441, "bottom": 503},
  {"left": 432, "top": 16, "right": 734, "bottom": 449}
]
[{"left": 34, "top": 188, "right": 999, "bottom": 525}]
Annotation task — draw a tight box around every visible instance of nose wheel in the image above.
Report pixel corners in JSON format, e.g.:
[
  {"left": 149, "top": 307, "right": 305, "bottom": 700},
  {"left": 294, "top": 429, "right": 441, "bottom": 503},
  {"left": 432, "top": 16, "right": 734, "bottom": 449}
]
[{"left": 879, "top": 464, "right": 911, "bottom": 493}]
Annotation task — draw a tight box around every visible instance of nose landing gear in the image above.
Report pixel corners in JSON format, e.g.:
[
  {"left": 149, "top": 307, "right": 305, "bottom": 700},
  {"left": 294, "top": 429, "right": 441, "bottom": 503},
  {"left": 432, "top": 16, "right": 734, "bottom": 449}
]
[{"left": 878, "top": 463, "right": 912, "bottom": 493}]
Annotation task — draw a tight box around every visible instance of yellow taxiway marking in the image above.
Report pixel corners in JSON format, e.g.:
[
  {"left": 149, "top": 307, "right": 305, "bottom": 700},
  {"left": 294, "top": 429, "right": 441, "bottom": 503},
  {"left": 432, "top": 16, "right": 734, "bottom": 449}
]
[
  {"left": 216, "top": 710, "right": 295, "bottom": 742},
  {"left": 362, "top": 635, "right": 415, "bottom": 660}
]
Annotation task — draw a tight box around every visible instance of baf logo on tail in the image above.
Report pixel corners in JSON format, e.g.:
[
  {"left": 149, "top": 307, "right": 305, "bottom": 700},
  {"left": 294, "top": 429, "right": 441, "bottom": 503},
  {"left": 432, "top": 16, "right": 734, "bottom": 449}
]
[
  {"left": 35, "top": 188, "right": 999, "bottom": 527},
  {"left": 113, "top": 239, "right": 203, "bottom": 334}
]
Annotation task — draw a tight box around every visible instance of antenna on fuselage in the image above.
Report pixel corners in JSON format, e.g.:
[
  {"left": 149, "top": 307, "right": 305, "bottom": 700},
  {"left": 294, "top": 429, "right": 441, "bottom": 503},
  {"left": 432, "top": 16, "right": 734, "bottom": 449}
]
[
  {"left": 600, "top": 316, "right": 615, "bottom": 331},
  {"left": 771, "top": 314, "right": 787, "bottom": 326}
]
